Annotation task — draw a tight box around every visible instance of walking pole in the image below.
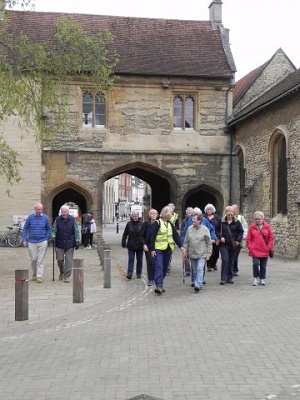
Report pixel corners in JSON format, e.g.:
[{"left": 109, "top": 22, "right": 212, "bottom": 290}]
[
  {"left": 52, "top": 242, "right": 55, "bottom": 281},
  {"left": 182, "top": 257, "right": 185, "bottom": 284}
]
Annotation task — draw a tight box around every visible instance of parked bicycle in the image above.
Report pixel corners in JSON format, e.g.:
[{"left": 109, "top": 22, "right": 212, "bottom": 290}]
[{"left": 0, "top": 224, "right": 23, "bottom": 248}]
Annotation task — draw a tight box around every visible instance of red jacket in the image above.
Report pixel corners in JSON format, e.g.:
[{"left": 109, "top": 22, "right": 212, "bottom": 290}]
[{"left": 246, "top": 222, "right": 274, "bottom": 258}]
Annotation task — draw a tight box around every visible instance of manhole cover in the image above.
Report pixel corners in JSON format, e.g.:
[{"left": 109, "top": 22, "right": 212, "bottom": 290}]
[{"left": 126, "top": 395, "right": 163, "bottom": 400}]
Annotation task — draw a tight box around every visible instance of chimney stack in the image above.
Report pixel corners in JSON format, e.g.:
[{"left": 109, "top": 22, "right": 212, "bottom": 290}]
[{"left": 209, "top": 0, "right": 222, "bottom": 25}]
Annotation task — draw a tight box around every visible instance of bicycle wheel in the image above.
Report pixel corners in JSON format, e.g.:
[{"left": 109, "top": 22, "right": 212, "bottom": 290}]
[{"left": 7, "top": 231, "right": 22, "bottom": 248}]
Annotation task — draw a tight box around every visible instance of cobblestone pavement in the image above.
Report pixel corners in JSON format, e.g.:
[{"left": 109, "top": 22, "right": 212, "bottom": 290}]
[{"left": 0, "top": 221, "right": 300, "bottom": 400}]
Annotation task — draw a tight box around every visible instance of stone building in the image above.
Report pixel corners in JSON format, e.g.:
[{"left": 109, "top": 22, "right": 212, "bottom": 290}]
[
  {"left": 229, "top": 49, "right": 300, "bottom": 258},
  {"left": 0, "top": 0, "right": 238, "bottom": 227}
]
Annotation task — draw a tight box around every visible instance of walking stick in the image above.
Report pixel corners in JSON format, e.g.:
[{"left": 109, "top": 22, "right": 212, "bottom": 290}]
[
  {"left": 52, "top": 242, "right": 55, "bottom": 281},
  {"left": 182, "top": 258, "right": 185, "bottom": 284}
]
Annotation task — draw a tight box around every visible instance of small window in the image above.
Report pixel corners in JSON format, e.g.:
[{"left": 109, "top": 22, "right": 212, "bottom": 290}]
[
  {"left": 173, "top": 94, "right": 195, "bottom": 130},
  {"left": 82, "top": 91, "right": 106, "bottom": 127}
]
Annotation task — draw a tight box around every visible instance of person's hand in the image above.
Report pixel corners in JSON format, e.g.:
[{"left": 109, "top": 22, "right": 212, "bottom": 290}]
[
  {"left": 22, "top": 241, "right": 28, "bottom": 247},
  {"left": 143, "top": 244, "right": 149, "bottom": 252},
  {"left": 75, "top": 242, "right": 80, "bottom": 250},
  {"left": 151, "top": 250, "right": 156, "bottom": 258}
]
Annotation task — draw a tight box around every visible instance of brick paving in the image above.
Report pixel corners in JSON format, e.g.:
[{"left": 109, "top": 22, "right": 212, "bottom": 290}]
[{"left": 0, "top": 221, "right": 300, "bottom": 399}]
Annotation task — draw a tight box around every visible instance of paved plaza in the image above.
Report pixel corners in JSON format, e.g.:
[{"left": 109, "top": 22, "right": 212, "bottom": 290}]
[{"left": 0, "top": 221, "right": 300, "bottom": 400}]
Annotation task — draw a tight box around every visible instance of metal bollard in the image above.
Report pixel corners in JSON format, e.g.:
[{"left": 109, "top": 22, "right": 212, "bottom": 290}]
[
  {"left": 103, "top": 248, "right": 111, "bottom": 288},
  {"left": 73, "top": 259, "right": 84, "bottom": 303},
  {"left": 15, "top": 269, "right": 29, "bottom": 321}
]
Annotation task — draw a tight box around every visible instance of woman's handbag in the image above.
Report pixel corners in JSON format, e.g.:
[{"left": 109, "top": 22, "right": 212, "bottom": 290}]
[
  {"left": 226, "top": 224, "right": 238, "bottom": 250},
  {"left": 258, "top": 227, "right": 273, "bottom": 258}
]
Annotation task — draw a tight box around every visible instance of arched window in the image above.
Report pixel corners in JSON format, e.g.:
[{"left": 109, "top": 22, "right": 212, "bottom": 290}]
[
  {"left": 173, "top": 94, "right": 195, "bottom": 130},
  {"left": 271, "top": 134, "right": 287, "bottom": 215},
  {"left": 82, "top": 91, "right": 106, "bottom": 127}
]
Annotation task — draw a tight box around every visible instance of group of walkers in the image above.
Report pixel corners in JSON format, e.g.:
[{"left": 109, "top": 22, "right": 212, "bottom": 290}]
[
  {"left": 121, "top": 203, "right": 275, "bottom": 294},
  {"left": 21, "top": 202, "right": 96, "bottom": 283}
]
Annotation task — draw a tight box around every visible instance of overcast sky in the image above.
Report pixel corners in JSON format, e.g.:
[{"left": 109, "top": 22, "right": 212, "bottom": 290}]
[{"left": 28, "top": 0, "right": 300, "bottom": 81}]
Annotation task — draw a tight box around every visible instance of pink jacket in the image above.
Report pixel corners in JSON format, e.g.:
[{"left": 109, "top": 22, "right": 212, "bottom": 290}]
[{"left": 246, "top": 222, "right": 274, "bottom": 258}]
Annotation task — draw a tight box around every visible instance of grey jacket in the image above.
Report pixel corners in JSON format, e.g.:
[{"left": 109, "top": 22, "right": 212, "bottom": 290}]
[{"left": 183, "top": 224, "right": 212, "bottom": 259}]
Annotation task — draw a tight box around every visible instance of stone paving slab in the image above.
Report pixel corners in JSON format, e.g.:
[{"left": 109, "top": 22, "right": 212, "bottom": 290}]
[{"left": 0, "top": 222, "right": 300, "bottom": 399}]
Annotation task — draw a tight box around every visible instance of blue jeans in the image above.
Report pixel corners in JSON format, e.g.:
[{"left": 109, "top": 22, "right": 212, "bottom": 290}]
[
  {"left": 154, "top": 249, "right": 172, "bottom": 288},
  {"left": 252, "top": 257, "right": 268, "bottom": 279},
  {"left": 190, "top": 258, "right": 206, "bottom": 288},
  {"left": 127, "top": 249, "right": 143, "bottom": 277}
]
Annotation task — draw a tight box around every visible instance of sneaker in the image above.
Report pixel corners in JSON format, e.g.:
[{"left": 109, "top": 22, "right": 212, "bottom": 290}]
[
  {"left": 36, "top": 277, "right": 43, "bottom": 283},
  {"left": 162, "top": 288, "right": 166, "bottom": 293},
  {"left": 252, "top": 278, "right": 258, "bottom": 286},
  {"left": 191, "top": 283, "right": 195, "bottom": 287},
  {"left": 212, "top": 265, "right": 218, "bottom": 270},
  {"left": 194, "top": 287, "right": 200, "bottom": 292},
  {"left": 59, "top": 273, "right": 64, "bottom": 281},
  {"left": 126, "top": 275, "right": 132, "bottom": 280},
  {"left": 261, "top": 279, "right": 266, "bottom": 285},
  {"left": 233, "top": 272, "right": 239, "bottom": 276},
  {"left": 227, "top": 280, "right": 234, "bottom": 284},
  {"left": 64, "top": 277, "right": 70, "bottom": 283},
  {"left": 32, "top": 274, "right": 37, "bottom": 281},
  {"left": 147, "top": 280, "right": 153, "bottom": 286},
  {"left": 207, "top": 267, "right": 212, "bottom": 272},
  {"left": 136, "top": 275, "right": 142, "bottom": 279},
  {"left": 220, "top": 281, "right": 225, "bottom": 285},
  {"left": 154, "top": 287, "right": 162, "bottom": 294}
]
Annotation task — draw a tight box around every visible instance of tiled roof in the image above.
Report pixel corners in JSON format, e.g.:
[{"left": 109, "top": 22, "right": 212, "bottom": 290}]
[
  {"left": 229, "top": 68, "right": 300, "bottom": 125},
  {"left": 233, "top": 64, "right": 266, "bottom": 105},
  {"left": 3, "top": 10, "right": 234, "bottom": 78}
]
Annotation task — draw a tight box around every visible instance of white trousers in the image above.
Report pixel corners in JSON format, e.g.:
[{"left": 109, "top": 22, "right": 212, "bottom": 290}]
[{"left": 28, "top": 240, "right": 48, "bottom": 278}]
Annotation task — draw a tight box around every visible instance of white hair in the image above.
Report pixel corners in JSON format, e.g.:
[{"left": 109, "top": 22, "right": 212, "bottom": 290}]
[
  {"left": 193, "top": 207, "right": 202, "bottom": 215},
  {"left": 204, "top": 203, "right": 216, "bottom": 213}
]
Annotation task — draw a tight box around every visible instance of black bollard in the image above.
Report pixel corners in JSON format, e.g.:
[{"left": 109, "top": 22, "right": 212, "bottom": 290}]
[{"left": 15, "top": 269, "right": 29, "bottom": 321}]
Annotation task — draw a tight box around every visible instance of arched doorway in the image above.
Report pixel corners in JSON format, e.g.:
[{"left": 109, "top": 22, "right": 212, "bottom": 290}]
[
  {"left": 182, "top": 184, "right": 223, "bottom": 216},
  {"left": 46, "top": 183, "right": 93, "bottom": 223}
]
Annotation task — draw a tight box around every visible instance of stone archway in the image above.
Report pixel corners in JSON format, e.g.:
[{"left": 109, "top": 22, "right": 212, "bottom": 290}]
[
  {"left": 45, "top": 182, "right": 93, "bottom": 223},
  {"left": 182, "top": 184, "right": 224, "bottom": 216},
  {"left": 100, "top": 161, "right": 177, "bottom": 223}
]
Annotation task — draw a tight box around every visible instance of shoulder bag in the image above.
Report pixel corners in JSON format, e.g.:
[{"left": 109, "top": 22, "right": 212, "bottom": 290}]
[
  {"left": 258, "top": 227, "right": 273, "bottom": 258},
  {"left": 226, "top": 224, "right": 238, "bottom": 250}
]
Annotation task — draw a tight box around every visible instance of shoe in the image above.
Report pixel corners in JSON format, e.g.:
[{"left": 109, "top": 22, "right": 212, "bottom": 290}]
[
  {"left": 185, "top": 271, "right": 190, "bottom": 276},
  {"left": 220, "top": 281, "right": 225, "bottom": 285},
  {"left": 126, "top": 275, "right": 132, "bottom": 280},
  {"left": 64, "top": 277, "right": 70, "bottom": 283},
  {"left": 252, "top": 278, "right": 258, "bottom": 286},
  {"left": 88, "top": 245, "right": 92, "bottom": 250},
  {"left": 36, "top": 277, "right": 43, "bottom": 283},
  {"left": 203, "top": 280, "right": 206, "bottom": 284},
  {"left": 233, "top": 272, "right": 239, "bottom": 276},
  {"left": 261, "top": 279, "right": 266, "bottom": 285},
  {"left": 147, "top": 280, "right": 153, "bottom": 286},
  {"left": 136, "top": 275, "right": 142, "bottom": 279},
  {"left": 227, "top": 280, "right": 234, "bottom": 284},
  {"left": 194, "top": 287, "right": 200, "bottom": 292},
  {"left": 32, "top": 274, "right": 37, "bottom": 281},
  {"left": 154, "top": 287, "right": 163, "bottom": 294},
  {"left": 162, "top": 288, "right": 166, "bottom": 293},
  {"left": 207, "top": 267, "right": 212, "bottom": 272},
  {"left": 59, "top": 273, "right": 64, "bottom": 281},
  {"left": 212, "top": 266, "right": 218, "bottom": 271},
  {"left": 191, "top": 283, "right": 195, "bottom": 287}
]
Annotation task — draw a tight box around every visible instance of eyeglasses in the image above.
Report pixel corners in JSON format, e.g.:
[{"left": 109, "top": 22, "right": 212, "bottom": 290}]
[{"left": 226, "top": 213, "right": 233, "bottom": 216}]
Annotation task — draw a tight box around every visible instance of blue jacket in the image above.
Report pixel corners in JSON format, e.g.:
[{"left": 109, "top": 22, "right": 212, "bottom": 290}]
[
  {"left": 180, "top": 215, "right": 216, "bottom": 244},
  {"left": 22, "top": 213, "right": 51, "bottom": 243}
]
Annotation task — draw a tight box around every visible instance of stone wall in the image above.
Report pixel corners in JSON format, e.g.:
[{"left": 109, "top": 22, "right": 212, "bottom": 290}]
[{"left": 235, "top": 90, "right": 300, "bottom": 258}]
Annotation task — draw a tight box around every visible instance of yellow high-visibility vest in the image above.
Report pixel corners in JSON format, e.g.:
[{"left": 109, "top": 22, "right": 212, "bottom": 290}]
[
  {"left": 155, "top": 219, "right": 175, "bottom": 251},
  {"left": 170, "top": 213, "right": 178, "bottom": 225}
]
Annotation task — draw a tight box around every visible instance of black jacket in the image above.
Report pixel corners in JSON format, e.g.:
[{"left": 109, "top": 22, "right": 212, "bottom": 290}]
[{"left": 122, "top": 218, "right": 143, "bottom": 251}]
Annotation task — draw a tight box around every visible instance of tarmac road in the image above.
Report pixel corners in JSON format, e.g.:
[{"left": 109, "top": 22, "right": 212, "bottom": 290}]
[{"left": 0, "top": 221, "right": 300, "bottom": 400}]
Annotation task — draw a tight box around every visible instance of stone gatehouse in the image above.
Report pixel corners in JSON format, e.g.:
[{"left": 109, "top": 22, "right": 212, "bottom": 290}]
[{"left": 1, "top": 2, "right": 239, "bottom": 227}]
